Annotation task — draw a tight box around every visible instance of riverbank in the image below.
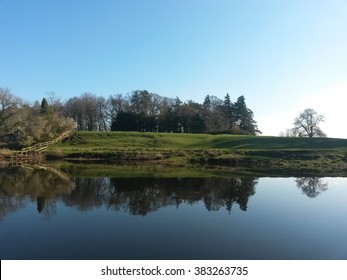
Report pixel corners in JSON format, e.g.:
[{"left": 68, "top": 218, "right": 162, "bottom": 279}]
[{"left": 44, "top": 131, "right": 347, "bottom": 175}]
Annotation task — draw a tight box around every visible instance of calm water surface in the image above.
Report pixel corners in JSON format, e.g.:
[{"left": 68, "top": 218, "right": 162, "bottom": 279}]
[{"left": 1, "top": 165, "right": 347, "bottom": 259}]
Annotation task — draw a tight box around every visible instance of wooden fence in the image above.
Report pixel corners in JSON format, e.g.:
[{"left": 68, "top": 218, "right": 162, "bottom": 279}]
[{"left": 10, "top": 131, "right": 72, "bottom": 164}]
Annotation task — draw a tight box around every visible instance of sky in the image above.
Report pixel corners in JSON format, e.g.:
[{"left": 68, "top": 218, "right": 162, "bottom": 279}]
[{"left": 1, "top": 0, "right": 346, "bottom": 138}]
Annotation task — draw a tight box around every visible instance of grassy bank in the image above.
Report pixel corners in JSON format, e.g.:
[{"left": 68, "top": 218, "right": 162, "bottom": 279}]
[
  {"left": 50, "top": 131, "right": 347, "bottom": 150},
  {"left": 46, "top": 131, "right": 347, "bottom": 174}
]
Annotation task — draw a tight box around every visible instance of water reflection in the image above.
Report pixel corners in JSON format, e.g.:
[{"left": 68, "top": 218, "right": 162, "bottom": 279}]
[
  {"left": 65, "top": 177, "right": 257, "bottom": 215},
  {"left": 295, "top": 177, "right": 328, "bottom": 198},
  {"left": 1, "top": 165, "right": 346, "bottom": 260},
  {"left": 0, "top": 165, "right": 75, "bottom": 220},
  {"left": 0, "top": 165, "right": 333, "bottom": 220}
]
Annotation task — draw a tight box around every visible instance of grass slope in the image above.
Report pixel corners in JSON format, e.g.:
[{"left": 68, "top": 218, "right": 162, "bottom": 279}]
[
  {"left": 52, "top": 131, "right": 347, "bottom": 151},
  {"left": 47, "top": 131, "right": 347, "bottom": 175},
  {"left": 42, "top": 132, "right": 347, "bottom": 176}
]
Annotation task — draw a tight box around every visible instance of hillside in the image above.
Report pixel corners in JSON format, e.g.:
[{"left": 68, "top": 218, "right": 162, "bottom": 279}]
[
  {"left": 46, "top": 132, "right": 347, "bottom": 176},
  {"left": 51, "top": 131, "right": 347, "bottom": 151}
]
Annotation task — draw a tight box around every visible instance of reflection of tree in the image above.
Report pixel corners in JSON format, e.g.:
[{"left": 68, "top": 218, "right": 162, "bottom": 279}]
[
  {"left": 63, "top": 176, "right": 258, "bottom": 216},
  {"left": 203, "top": 177, "right": 256, "bottom": 212},
  {"left": 64, "top": 178, "right": 106, "bottom": 211},
  {"left": 0, "top": 166, "right": 74, "bottom": 220},
  {"left": 295, "top": 177, "right": 328, "bottom": 198},
  {"left": 0, "top": 195, "right": 26, "bottom": 222},
  {"left": 1, "top": 166, "right": 258, "bottom": 218},
  {"left": 37, "top": 196, "right": 46, "bottom": 213}
]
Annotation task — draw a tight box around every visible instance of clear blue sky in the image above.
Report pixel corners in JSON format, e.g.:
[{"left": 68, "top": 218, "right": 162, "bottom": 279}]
[{"left": 1, "top": 0, "right": 346, "bottom": 138}]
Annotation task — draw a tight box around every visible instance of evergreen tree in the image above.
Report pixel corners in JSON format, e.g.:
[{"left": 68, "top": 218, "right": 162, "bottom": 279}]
[
  {"left": 223, "top": 93, "right": 235, "bottom": 128},
  {"left": 111, "top": 111, "right": 139, "bottom": 131},
  {"left": 234, "top": 95, "right": 261, "bottom": 135},
  {"left": 40, "top": 98, "right": 51, "bottom": 115}
]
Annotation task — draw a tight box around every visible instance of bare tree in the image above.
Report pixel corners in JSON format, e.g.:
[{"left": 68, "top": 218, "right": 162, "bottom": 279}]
[
  {"left": 45, "top": 91, "right": 64, "bottom": 114},
  {"left": 0, "top": 87, "right": 23, "bottom": 134},
  {"left": 295, "top": 177, "right": 328, "bottom": 198},
  {"left": 293, "top": 108, "right": 326, "bottom": 138},
  {"left": 17, "top": 102, "right": 75, "bottom": 146},
  {"left": 279, "top": 128, "right": 299, "bottom": 137},
  {"left": 64, "top": 93, "right": 109, "bottom": 131},
  {"left": 202, "top": 95, "right": 230, "bottom": 133},
  {"left": 107, "top": 94, "right": 127, "bottom": 125},
  {"left": 64, "top": 97, "right": 84, "bottom": 130}
]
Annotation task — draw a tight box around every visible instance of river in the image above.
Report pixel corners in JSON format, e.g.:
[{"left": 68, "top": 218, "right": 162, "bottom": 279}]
[{"left": 1, "top": 164, "right": 346, "bottom": 259}]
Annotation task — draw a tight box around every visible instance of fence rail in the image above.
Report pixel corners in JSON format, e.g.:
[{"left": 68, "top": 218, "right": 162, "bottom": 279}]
[
  {"left": 11, "top": 131, "right": 72, "bottom": 162},
  {"left": 19, "top": 131, "right": 71, "bottom": 153}
]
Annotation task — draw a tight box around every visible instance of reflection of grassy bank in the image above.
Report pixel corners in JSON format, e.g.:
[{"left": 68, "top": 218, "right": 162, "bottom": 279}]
[
  {"left": 46, "top": 131, "right": 347, "bottom": 174},
  {"left": 50, "top": 161, "right": 231, "bottom": 178},
  {"left": 51, "top": 161, "right": 347, "bottom": 178}
]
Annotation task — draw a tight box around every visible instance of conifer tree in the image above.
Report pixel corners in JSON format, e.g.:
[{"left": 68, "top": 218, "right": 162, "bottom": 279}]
[
  {"left": 40, "top": 98, "right": 51, "bottom": 115},
  {"left": 234, "top": 95, "right": 260, "bottom": 135},
  {"left": 223, "top": 93, "right": 235, "bottom": 127}
]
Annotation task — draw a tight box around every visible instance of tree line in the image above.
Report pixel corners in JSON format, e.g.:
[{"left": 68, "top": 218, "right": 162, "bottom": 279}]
[
  {"left": 0, "top": 167, "right": 258, "bottom": 218},
  {"left": 64, "top": 89, "right": 261, "bottom": 134},
  {"left": 0, "top": 87, "right": 261, "bottom": 146},
  {"left": 0, "top": 164, "right": 328, "bottom": 219}
]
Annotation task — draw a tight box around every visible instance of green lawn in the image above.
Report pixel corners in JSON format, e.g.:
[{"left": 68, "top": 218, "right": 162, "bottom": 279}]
[
  {"left": 51, "top": 131, "right": 347, "bottom": 151},
  {"left": 45, "top": 131, "right": 347, "bottom": 175}
]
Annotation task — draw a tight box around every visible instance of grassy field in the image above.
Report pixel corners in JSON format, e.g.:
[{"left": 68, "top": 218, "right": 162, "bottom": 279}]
[
  {"left": 45, "top": 131, "right": 347, "bottom": 175},
  {"left": 51, "top": 131, "right": 347, "bottom": 151}
]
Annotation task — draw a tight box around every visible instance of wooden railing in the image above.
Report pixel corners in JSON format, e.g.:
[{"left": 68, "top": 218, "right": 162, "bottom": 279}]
[
  {"left": 11, "top": 162, "right": 73, "bottom": 183},
  {"left": 19, "top": 131, "right": 72, "bottom": 152},
  {"left": 11, "top": 131, "right": 72, "bottom": 162}
]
